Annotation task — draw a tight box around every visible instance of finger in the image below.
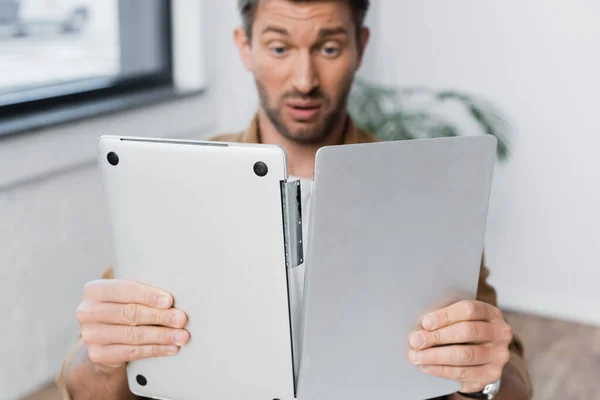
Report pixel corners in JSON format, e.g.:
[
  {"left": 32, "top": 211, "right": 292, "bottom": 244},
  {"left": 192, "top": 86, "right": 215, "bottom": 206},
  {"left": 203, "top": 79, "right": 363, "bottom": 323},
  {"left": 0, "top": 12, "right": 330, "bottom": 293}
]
[
  {"left": 88, "top": 344, "right": 180, "bottom": 366},
  {"left": 419, "top": 364, "right": 503, "bottom": 390},
  {"left": 409, "top": 345, "right": 499, "bottom": 367},
  {"left": 84, "top": 279, "right": 173, "bottom": 309},
  {"left": 81, "top": 324, "right": 190, "bottom": 346},
  {"left": 77, "top": 302, "right": 188, "bottom": 329},
  {"left": 421, "top": 301, "right": 503, "bottom": 331},
  {"left": 410, "top": 321, "right": 513, "bottom": 350}
]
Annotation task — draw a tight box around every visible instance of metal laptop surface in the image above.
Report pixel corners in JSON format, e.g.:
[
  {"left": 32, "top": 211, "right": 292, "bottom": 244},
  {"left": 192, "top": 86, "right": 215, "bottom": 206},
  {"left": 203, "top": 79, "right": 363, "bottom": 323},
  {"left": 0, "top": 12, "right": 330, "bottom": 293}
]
[{"left": 297, "top": 136, "right": 497, "bottom": 400}]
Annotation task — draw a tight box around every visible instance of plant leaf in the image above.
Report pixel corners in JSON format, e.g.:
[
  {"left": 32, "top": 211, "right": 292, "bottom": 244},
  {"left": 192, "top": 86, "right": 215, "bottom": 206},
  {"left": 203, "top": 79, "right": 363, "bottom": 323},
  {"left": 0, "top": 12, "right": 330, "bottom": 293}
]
[{"left": 348, "top": 80, "right": 512, "bottom": 161}]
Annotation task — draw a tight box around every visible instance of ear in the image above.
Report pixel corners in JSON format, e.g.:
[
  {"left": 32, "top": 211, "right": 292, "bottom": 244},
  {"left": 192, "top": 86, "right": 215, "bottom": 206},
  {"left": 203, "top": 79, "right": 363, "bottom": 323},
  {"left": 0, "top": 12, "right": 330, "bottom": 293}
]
[
  {"left": 234, "top": 27, "right": 253, "bottom": 72},
  {"left": 356, "top": 27, "right": 371, "bottom": 70}
]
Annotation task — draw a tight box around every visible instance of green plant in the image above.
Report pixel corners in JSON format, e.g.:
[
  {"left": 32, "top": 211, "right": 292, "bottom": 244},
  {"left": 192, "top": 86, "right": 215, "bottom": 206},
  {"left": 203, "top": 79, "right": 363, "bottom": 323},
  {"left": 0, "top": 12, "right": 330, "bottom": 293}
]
[{"left": 348, "top": 78, "right": 511, "bottom": 161}]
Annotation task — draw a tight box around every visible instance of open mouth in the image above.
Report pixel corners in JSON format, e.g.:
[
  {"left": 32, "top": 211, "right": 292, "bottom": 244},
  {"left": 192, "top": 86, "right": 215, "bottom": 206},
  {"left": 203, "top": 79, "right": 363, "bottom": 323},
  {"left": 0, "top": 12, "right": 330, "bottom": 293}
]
[{"left": 286, "top": 103, "right": 322, "bottom": 121}]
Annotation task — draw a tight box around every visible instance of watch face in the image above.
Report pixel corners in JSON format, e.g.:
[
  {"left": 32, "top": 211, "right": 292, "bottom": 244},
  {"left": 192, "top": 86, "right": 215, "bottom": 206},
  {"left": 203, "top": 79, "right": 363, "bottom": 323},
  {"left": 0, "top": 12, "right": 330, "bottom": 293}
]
[{"left": 483, "top": 379, "right": 502, "bottom": 398}]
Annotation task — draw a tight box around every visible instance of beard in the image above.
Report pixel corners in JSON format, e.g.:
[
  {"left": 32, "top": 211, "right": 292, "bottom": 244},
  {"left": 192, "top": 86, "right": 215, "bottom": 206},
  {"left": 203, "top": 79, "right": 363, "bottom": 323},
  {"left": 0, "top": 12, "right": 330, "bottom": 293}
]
[{"left": 255, "top": 79, "right": 352, "bottom": 145}]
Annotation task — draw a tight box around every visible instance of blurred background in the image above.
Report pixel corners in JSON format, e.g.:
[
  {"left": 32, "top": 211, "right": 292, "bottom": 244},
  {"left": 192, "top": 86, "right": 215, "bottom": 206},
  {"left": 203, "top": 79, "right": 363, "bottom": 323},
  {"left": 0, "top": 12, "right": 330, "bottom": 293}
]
[{"left": 0, "top": 1, "right": 598, "bottom": 399}]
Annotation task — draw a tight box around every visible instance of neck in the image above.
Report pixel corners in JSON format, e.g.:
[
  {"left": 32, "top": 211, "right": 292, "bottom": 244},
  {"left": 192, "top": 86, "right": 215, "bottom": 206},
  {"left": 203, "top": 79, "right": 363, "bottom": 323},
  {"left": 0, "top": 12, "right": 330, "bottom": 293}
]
[{"left": 256, "top": 108, "right": 347, "bottom": 179}]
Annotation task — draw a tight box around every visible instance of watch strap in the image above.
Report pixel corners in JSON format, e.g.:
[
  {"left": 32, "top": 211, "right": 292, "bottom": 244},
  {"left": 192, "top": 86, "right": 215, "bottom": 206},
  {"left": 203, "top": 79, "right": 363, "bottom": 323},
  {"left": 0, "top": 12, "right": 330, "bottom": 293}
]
[
  {"left": 457, "top": 391, "right": 490, "bottom": 399},
  {"left": 457, "top": 378, "right": 501, "bottom": 399}
]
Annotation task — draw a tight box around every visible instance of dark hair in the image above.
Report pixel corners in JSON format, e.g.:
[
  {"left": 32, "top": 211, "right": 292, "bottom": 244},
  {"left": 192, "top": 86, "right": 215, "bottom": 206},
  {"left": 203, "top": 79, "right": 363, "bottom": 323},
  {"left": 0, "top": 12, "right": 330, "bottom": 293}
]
[{"left": 238, "top": 0, "right": 370, "bottom": 40}]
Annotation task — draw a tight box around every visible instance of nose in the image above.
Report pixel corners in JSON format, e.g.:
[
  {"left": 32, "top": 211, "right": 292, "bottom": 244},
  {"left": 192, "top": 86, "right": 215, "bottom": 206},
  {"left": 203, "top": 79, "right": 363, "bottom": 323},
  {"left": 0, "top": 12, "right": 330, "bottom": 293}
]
[{"left": 292, "top": 50, "right": 319, "bottom": 95}]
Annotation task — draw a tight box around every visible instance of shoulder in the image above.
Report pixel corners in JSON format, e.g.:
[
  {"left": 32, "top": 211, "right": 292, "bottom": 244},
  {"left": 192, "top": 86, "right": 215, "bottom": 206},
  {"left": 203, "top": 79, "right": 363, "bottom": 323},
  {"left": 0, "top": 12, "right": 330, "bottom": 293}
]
[
  {"left": 352, "top": 124, "right": 380, "bottom": 144},
  {"left": 347, "top": 116, "right": 379, "bottom": 144},
  {"left": 207, "top": 132, "right": 245, "bottom": 143},
  {"left": 358, "top": 130, "right": 379, "bottom": 144}
]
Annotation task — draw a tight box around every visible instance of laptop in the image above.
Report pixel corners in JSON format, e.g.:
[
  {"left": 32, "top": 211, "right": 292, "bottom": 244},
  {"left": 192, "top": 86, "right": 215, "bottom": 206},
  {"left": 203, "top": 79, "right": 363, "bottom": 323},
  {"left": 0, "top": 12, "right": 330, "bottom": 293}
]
[
  {"left": 297, "top": 135, "right": 497, "bottom": 400},
  {"left": 98, "top": 134, "right": 496, "bottom": 400},
  {"left": 98, "top": 136, "right": 299, "bottom": 400}
]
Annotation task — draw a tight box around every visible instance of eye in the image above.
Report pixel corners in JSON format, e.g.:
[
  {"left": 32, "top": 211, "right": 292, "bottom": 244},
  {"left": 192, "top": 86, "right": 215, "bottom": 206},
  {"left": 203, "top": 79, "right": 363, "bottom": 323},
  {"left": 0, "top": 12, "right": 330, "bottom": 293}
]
[
  {"left": 321, "top": 43, "right": 342, "bottom": 57},
  {"left": 270, "top": 45, "right": 288, "bottom": 57}
]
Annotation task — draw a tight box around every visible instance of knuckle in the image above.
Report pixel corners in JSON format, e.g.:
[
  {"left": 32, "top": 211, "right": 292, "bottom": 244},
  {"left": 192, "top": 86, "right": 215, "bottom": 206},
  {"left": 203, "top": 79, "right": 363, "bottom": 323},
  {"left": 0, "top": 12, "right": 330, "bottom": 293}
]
[
  {"left": 124, "top": 345, "right": 142, "bottom": 361},
  {"left": 462, "top": 301, "right": 476, "bottom": 320},
  {"left": 460, "top": 347, "right": 476, "bottom": 364},
  {"left": 469, "top": 322, "right": 480, "bottom": 339},
  {"left": 135, "top": 327, "right": 145, "bottom": 343},
  {"left": 456, "top": 367, "right": 470, "bottom": 381},
  {"left": 441, "top": 309, "right": 450, "bottom": 325},
  {"left": 436, "top": 366, "right": 447, "bottom": 378},
  {"left": 125, "top": 326, "right": 143, "bottom": 344},
  {"left": 432, "top": 329, "right": 441, "bottom": 345},
  {"left": 155, "top": 310, "right": 165, "bottom": 326},
  {"left": 427, "top": 349, "right": 439, "bottom": 364},
  {"left": 159, "top": 328, "right": 170, "bottom": 344},
  {"left": 122, "top": 304, "right": 139, "bottom": 326},
  {"left": 143, "top": 289, "right": 154, "bottom": 306},
  {"left": 460, "top": 323, "right": 478, "bottom": 341}
]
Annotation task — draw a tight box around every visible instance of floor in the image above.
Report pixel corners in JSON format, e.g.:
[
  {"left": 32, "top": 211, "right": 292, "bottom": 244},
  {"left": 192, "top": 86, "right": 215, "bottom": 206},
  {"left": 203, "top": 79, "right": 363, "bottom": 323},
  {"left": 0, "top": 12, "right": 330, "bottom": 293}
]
[
  {"left": 504, "top": 311, "right": 600, "bottom": 400},
  {"left": 22, "top": 311, "right": 600, "bottom": 400}
]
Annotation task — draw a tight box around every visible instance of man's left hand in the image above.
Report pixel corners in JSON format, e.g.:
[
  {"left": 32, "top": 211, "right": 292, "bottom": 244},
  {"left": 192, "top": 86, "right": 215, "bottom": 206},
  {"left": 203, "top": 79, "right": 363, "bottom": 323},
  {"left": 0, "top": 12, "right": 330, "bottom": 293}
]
[{"left": 408, "top": 300, "right": 513, "bottom": 394}]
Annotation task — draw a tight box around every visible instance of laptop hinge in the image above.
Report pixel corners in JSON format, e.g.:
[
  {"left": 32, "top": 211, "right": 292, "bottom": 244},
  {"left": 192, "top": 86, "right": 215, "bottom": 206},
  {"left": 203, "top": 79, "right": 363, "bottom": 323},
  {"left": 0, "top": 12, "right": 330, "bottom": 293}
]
[{"left": 280, "top": 180, "right": 304, "bottom": 268}]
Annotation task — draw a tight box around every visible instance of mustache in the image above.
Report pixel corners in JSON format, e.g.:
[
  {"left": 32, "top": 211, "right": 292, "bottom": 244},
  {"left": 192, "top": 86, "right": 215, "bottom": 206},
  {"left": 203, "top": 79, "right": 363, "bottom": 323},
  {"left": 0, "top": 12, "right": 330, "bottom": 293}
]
[{"left": 282, "top": 87, "right": 326, "bottom": 101}]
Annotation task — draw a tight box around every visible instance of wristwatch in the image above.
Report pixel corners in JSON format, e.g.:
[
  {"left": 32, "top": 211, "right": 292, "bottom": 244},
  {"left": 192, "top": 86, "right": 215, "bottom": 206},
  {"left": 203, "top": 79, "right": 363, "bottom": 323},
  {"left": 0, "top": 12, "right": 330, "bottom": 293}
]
[{"left": 457, "top": 379, "right": 501, "bottom": 399}]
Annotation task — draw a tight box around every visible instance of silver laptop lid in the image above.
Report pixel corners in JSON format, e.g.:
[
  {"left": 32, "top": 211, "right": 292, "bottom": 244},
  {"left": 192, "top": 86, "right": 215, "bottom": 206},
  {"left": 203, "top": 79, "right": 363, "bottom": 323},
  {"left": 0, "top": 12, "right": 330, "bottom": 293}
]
[{"left": 297, "top": 136, "right": 497, "bottom": 400}]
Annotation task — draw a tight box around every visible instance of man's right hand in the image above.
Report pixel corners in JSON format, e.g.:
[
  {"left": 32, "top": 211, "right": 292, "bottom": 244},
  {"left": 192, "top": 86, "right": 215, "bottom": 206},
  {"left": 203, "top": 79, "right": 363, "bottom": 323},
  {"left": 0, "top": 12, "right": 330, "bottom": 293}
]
[{"left": 76, "top": 279, "right": 190, "bottom": 371}]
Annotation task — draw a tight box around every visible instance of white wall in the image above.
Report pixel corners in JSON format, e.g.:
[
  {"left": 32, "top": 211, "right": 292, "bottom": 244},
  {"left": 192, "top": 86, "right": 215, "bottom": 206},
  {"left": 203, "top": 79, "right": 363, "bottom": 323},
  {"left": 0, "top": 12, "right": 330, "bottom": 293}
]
[{"left": 373, "top": 0, "right": 600, "bottom": 326}]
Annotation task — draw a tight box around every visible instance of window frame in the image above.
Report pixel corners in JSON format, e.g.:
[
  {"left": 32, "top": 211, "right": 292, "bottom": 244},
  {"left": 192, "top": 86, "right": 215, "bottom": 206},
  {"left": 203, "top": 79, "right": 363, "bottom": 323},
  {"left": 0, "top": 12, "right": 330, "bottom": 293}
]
[{"left": 0, "top": 0, "right": 188, "bottom": 138}]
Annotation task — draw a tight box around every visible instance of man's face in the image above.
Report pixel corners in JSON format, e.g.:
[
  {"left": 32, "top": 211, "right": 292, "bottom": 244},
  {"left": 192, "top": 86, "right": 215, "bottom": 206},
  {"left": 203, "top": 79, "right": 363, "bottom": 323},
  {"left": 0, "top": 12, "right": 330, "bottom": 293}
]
[{"left": 235, "top": 0, "right": 369, "bottom": 144}]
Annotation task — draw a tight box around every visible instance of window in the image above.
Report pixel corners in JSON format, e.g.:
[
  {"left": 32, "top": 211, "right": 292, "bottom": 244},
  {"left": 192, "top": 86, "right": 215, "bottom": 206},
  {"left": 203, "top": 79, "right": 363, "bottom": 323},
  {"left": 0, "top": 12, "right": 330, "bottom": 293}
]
[{"left": 0, "top": 0, "right": 180, "bottom": 137}]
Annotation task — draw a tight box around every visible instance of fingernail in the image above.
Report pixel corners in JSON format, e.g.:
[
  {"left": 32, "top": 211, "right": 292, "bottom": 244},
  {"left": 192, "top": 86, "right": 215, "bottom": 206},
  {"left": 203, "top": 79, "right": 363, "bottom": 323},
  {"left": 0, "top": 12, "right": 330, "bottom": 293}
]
[
  {"left": 410, "top": 351, "right": 423, "bottom": 365},
  {"left": 171, "top": 313, "right": 184, "bottom": 327},
  {"left": 422, "top": 314, "right": 436, "bottom": 330},
  {"left": 174, "top": 331, "right": 188, "bottom": 346},
  {"left": 410, "top": 333, "right": 426, "bottom": 349},
  {"left": 420, "top": 365, "right": 430, "bottom": 371},
  {"left": 166, "top": 345, "right": 179, "bottom": 355},
  {"left": 157, "top": 295, "right": 171, "bottom": 308}
]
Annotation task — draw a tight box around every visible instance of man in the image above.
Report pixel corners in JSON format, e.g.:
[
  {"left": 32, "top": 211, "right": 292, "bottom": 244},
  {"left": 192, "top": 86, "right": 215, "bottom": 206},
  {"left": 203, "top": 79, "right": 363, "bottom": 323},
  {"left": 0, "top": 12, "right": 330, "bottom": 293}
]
[{"left": 56, "top": 1, "right": 533, "bottom": 399}]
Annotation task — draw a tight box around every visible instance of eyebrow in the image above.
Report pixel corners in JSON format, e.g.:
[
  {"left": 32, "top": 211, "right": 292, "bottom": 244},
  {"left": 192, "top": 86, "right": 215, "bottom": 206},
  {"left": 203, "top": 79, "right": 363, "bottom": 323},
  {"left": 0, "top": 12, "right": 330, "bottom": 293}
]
[
  {"left": 261, "top": 25, "right": 289, "bottom": 36},
  {"left": 317, "top": 26, "right": 349, "bottom": 39},
  {"left": 260, "top": 25, "right": 349, "bottom": 39}
]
